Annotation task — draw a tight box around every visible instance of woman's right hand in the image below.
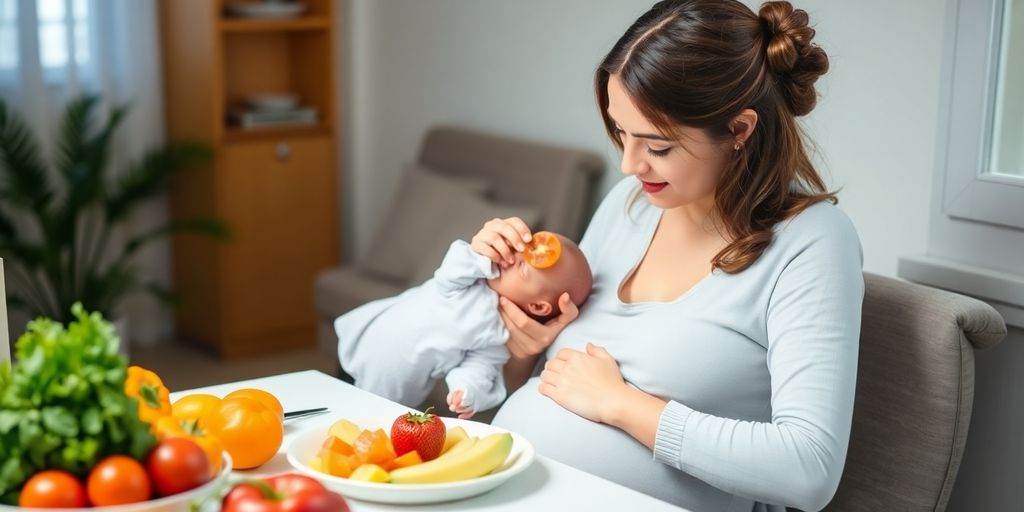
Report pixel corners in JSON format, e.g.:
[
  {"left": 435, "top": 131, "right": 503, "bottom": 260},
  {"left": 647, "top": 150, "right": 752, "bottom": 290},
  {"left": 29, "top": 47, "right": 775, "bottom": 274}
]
[
  {"left": 499, "top": 293, "right": 579, "bottom": 359},
  {"left": 470, "top": 217, "right": 533, "bottom": 268}
]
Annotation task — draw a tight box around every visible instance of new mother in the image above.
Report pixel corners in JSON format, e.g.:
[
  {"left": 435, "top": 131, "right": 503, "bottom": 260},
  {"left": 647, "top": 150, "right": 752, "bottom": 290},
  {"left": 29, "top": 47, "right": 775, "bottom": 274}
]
[{"left": 482, "top": 1, "right": 864, "bottom": 510}]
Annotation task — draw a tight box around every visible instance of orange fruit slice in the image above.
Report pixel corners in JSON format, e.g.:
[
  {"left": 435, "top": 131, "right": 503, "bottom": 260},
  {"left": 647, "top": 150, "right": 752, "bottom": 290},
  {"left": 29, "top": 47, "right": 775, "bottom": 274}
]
[{"left": 523, "top": 231, "right": 561, "bottom": 269}]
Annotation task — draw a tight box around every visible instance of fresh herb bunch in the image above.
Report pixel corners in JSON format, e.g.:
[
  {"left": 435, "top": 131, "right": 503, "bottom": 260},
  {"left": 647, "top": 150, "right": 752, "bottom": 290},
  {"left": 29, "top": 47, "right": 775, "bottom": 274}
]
[{"left": 0, "top": 303, "right": 156, "bottom": 504}]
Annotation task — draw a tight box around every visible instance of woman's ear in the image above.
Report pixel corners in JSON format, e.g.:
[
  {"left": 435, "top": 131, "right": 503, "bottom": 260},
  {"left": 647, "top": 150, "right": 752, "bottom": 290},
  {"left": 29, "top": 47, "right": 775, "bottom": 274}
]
[
  {"left": 527, "top": 301, "right": 554, "bottom": 317},
  {"left": 730, "top": 108, "right": 759, "bottom": 144}
]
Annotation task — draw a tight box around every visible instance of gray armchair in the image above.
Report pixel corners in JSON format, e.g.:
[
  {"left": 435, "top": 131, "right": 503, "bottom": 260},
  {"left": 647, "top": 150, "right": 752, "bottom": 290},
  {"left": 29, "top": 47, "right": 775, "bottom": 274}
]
[
  {"left": 314, "top": 125, "right": 604, "bottom": 355},
  {"left": 824, "top": 273, "right": 1007, "bottom": 511}
]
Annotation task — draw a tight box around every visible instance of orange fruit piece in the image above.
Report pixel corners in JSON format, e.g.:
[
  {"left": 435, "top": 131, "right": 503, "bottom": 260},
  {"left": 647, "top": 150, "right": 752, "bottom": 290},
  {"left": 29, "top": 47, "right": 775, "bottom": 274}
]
[
  {"left": 392, "top": 450, "right": 423, "bottom": 468},
  {"left": 523, "top": 231, "right": 561, "bottom": 269}
]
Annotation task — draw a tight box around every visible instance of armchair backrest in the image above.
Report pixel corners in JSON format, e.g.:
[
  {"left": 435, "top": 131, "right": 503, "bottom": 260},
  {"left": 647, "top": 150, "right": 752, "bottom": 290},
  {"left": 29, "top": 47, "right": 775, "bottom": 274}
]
[
  {"left": 825, "top": 273, "right": 1007, "bottom": 511},
  {"left": 417, "top": 125, "right": 605, "bottom": 241}
]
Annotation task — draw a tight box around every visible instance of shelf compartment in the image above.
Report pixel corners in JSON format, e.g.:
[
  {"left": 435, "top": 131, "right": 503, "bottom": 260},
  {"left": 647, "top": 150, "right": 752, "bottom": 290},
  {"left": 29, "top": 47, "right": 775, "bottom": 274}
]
[{"left": 219, "top": 17, "right": 330, "bottom": 33}]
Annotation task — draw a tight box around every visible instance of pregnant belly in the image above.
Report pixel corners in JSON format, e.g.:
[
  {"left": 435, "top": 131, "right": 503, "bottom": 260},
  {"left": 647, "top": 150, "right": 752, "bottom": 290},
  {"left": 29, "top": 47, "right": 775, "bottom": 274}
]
[{"left": 492, "top": 378, "right": 742, "bottom": 510}]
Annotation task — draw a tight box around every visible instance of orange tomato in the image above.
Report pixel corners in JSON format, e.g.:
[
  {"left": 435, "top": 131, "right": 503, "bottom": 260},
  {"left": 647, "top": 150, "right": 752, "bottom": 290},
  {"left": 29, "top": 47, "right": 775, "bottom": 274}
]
[
  {"left": 19, "top": 470, "right": 87, "bottom": 508},
  {"left": 172, "top": 393, "right": 222, "bottom": 427},
  {"left": 224, "top": 388, "right": 284, "bottom": 423},
  {"left": 154, "top": 415, "right": 225, "bottom": 477},
  {"left": 206, "top": 396, "right": 284, "bottom": 469},
  {"left": 86, "top": 455, "right": 151, "bottom": 506},
  {"left": 523, "top": 231, "right": 562, "bottom": 269}
]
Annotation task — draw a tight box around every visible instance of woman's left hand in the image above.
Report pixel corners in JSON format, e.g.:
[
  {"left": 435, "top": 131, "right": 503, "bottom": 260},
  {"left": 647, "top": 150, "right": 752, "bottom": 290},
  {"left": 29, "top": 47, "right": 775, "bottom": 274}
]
[{"left": 539, "top": 343, "right": 627, "bottom": 423}]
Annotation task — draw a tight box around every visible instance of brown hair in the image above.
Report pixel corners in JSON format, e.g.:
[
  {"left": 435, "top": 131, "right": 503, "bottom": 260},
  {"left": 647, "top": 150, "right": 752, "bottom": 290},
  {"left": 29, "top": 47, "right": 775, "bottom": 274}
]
[{"left": 595, "top": 0, "right": 836, "bottom": 273}]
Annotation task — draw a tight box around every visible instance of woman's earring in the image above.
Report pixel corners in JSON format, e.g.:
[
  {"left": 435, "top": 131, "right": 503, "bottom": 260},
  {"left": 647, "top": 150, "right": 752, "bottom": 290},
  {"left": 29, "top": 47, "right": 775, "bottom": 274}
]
[{"left": 733, "top": 141, "right": 742, "bottom": 151}]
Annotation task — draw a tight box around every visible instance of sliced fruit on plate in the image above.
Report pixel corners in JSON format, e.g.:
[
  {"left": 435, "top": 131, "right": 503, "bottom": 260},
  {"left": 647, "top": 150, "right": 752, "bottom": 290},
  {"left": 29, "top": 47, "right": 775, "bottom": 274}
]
[
  {"left": 354, "top": 429, "right": 397, "bottom": 469},
  {"left": 389, "top": 433, "right": 512, "bottom": 484},
  {"left": 328, "top": 419, "right": 362, "bottom": 445},
  {"left": 392, "top": 450, "right": 423, "bottom": 468},
  {"left": 350, "top": 464, "right": 390, "bottom": 483},
  {"left": 391, "top": 408, "right": 446, "bottom": 461},
  {"left": 442, "top": 426, "right": 468, "bottom": 454}
]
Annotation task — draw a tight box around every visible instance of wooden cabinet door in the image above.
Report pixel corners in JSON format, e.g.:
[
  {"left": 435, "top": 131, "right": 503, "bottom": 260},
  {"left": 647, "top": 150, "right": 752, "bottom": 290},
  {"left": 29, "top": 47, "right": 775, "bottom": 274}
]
[{"left": 217, "top": 136, "right": 337, "bottom": 351}]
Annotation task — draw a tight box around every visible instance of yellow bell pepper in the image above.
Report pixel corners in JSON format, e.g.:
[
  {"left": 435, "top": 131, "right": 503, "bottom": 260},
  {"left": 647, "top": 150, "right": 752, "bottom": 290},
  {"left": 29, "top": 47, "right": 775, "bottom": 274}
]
[
  {"left": 125, "top": 365, "right": 171, "bottom": 429},
  {"left": 154, "top": 415, "right": 225, "bottom": 477}
]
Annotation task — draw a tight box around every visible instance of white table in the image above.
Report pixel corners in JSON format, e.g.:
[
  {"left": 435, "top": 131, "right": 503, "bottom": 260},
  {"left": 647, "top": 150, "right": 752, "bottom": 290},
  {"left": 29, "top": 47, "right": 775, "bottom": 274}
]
[{"left": 172, "top": 370, "right": 689, "bottom": 511}]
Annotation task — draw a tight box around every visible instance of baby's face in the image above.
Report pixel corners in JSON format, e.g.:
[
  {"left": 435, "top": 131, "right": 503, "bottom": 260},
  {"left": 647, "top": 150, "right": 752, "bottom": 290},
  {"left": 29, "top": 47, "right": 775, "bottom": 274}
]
[{"left": 486, "top": 251, "right": 585, "bottom": 310}]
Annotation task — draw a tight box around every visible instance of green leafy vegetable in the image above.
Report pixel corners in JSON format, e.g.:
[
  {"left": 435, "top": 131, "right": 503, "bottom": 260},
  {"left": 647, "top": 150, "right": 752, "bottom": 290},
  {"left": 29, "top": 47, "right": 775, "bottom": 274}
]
[{"left": 0, "top": 303, "right": 156, "bottom": 504}]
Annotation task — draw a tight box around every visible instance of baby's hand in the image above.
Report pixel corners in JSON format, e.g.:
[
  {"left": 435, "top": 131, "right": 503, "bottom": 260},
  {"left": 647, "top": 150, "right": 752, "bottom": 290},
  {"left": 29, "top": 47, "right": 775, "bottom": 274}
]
[
  {"left": 446, "top": 389, "right": 475, "bottom": 420},
  {"left": 470, "top": 217, "right": 532, "bottom": 269}
]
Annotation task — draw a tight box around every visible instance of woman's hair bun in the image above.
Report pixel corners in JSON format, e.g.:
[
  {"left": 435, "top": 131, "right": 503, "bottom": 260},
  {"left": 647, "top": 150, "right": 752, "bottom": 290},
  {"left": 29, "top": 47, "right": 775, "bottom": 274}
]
[{"left": 758, "top": 1, "right": 829, "bottom": 116}]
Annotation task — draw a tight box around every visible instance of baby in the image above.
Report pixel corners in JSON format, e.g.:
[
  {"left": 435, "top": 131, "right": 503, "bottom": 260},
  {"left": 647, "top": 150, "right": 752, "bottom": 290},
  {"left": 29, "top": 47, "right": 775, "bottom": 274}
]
[{"left": 335, "top": 231, "right": 592, "bottom": 419}]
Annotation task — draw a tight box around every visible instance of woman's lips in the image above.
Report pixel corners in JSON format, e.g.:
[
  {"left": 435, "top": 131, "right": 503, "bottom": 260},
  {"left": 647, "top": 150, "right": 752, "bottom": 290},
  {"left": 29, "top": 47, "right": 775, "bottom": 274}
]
[{"left": 641, "top": 180, "right": 668, "bottom": 194}]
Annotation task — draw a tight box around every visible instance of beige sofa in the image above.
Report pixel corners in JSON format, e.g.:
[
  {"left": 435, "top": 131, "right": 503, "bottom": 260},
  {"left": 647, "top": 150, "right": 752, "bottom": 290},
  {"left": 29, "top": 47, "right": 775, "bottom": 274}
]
[{"left": 314, "top": 125, "right": 605, "bottom": 356}]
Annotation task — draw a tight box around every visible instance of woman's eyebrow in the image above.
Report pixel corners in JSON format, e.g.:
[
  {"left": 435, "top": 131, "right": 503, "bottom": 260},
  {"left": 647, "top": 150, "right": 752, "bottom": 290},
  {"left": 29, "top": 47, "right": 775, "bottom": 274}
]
[{"left": 607, "top": 112, "right": 673, "bottom": 141}]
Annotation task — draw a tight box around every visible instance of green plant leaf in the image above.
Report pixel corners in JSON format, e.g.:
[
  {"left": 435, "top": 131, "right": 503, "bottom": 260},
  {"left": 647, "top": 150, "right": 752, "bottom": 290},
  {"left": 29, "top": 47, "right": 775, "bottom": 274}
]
[
  {"left": 105, "top": 142, "right": 213, "bottom": 222},
  {"left": 124, "top": 216, "right": 229, "bottom": 257},
  {"left": 56, "top": 95, "right": 98, "bottom": 182},
  {"left": 0, "top": 100, "right": 52, "bottom": 211}
]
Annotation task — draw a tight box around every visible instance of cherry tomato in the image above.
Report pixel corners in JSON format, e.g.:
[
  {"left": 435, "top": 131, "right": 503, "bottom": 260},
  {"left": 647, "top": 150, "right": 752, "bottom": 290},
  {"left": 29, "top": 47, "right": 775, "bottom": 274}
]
[
  {"left": 18, "top": 470, "right": 87, "bottom": 508},
  {"left": 224, "top": 388, "right": 284, "bottom": 422},
  {"left": 146, "top": 438, "right": 212, "bottom": 497},
  {"left": 523, "top": 231, "right": 562, "bottom": 269},
  {"left": 222, "top": 474, "right": 350, "bottom": 512},
  {"left": 206, "top": 396, "right": 284, "bottom": 469},
  {"left": 86, "top": 455, "right": 152, "bottom": 506}
]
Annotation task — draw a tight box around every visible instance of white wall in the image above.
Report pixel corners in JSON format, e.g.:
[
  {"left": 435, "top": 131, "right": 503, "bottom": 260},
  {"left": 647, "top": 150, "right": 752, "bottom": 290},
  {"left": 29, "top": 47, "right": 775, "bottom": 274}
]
[{"left": 341, "top": 0, "right": 944, "bottom": 278}]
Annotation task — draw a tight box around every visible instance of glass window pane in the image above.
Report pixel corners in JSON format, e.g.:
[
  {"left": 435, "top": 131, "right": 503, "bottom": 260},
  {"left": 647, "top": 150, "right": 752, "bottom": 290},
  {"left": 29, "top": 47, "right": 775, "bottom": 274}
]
[
  {"left": 39, "top": 22, "right": 67, "bottom": 69},
  {"left": 990, "top": 0, "right": 1024, "bottom": 177},
  {"left": 37, "top": 0, "right": 65, "bottom": 22},
  {"left": 1, "top": 0, "right": 16, "bottom": 22},
  {"left": 0, "top": 28, "right": 15, "bottom": 69},
  {"left": 73, "top": 0, "right": 87, "bottom": 20},
  {"left": 74, "top": 21, "right": 88, "bottom": 65}
]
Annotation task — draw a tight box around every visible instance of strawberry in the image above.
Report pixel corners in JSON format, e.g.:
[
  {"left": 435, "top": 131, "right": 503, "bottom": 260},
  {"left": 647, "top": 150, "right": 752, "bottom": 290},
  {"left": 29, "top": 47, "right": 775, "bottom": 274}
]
[{"left": 390, "top": 407, "right": 447, "bottom": 461}]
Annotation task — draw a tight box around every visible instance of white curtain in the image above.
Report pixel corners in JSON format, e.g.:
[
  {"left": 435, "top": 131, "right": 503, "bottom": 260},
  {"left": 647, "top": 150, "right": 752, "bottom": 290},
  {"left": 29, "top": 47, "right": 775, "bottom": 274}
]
[{"left": 1, "top": 0, "right": 172, "bottom": 348}]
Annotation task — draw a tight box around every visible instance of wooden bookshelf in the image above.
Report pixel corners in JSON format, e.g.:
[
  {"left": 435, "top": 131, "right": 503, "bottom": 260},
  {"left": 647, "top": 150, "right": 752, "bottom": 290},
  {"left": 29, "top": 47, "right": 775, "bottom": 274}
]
[{"left": 159, "top": 0, "right": 339, "bottom": 359}]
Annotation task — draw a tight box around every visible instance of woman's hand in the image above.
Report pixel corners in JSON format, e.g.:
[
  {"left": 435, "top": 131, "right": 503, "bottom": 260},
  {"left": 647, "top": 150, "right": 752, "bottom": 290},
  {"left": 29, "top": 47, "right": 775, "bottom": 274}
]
[
  {"left": 499, "top": 293, "right": 578, "bottom": 359},
  {"left": 470, "top": 217, "right": 532, "bottom": 268},
  {"left": 539, "top": 343, "right": 629, "bottom": 424}
]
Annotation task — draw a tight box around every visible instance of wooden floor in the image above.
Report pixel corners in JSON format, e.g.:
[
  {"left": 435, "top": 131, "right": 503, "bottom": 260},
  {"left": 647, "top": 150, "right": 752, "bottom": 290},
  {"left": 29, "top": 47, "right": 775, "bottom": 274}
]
[{"left": 129, "top": 341, "right": 338, "bottom": 392}]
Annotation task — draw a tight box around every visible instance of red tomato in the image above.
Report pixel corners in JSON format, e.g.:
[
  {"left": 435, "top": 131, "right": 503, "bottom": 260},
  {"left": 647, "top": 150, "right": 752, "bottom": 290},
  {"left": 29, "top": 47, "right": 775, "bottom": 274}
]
[
  {"left": 86, "top": 455, "right": 152, "bottom": 506},
  {"left": 222, "top": 474, "right": 350, "bottom": 512},
  {"left": 146, "top": 437, "right": 213, "bottom": 497},
  {"left": 18, "top": 470, "right": 87, "bottom": 508},
  {"left": 391, "top": 408, "right": 446, "bottom": 461}
]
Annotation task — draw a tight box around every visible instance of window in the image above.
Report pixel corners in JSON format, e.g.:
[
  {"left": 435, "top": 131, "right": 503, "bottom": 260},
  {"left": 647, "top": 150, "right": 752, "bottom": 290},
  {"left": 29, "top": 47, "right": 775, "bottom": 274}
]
[
  {"left": 899, "top": 0, "right": 1024, "bottom": 329},
  {"left": 0, "top": 0, "right": 91, "bottom": 84}
]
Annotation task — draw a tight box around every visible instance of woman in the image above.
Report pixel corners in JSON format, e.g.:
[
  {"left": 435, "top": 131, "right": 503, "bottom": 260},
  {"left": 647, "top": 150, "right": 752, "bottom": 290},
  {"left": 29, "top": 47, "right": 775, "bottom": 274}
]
[{"left": 482, "top": 1, "right": 864, "bottom": 510}]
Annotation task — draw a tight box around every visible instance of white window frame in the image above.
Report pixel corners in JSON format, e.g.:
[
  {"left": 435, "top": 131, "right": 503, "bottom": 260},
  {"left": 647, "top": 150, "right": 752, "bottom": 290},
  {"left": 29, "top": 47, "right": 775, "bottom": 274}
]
[
  {"left": 898, "top": 0, "right": 1024, "bottom": 328},
  {"left": 941, "top": 0, "right": 1024, "bottom": 228}
]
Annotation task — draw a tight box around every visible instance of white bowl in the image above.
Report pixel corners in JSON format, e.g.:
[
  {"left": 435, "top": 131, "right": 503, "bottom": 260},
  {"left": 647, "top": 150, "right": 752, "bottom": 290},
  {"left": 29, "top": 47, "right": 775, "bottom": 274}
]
[
  {"left": 286, "top": 416, "right": 535, "bottom": 505},
  {"left": 1, "top": 453, "right": 232, "bottom": 512}
]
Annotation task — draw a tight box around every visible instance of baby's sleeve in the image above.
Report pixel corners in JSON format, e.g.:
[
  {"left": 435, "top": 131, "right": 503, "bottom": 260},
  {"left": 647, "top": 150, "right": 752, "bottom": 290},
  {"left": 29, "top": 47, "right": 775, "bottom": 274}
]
[
  {"left": 431, "top": 240, "right": 498, "bottom": 296},
  {"left": 444, "top": 343, "right": 510, "bottom": 413}
]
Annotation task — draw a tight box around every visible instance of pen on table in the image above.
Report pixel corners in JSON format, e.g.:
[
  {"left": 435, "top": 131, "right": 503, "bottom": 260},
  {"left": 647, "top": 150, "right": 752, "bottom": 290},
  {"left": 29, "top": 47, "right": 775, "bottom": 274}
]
[{"left": 283, "top": 407, "right": 329, "bottom": 420}]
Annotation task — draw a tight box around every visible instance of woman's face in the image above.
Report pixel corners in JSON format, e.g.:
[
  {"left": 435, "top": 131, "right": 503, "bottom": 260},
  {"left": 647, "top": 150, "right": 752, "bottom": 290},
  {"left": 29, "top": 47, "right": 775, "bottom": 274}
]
[{"left": 605, "top": 74, "right": 732, "bottom": 212}]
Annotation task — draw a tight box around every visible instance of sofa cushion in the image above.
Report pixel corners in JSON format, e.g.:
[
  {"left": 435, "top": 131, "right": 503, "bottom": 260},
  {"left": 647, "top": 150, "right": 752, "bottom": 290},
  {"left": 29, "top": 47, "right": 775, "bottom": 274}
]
[
  {"left": 314, "top": 266, "right": 407, "bottom": 320},
  {"left": 408, "top": 194, "right": 543, "bottom": 286},
  {"left": 359, "top": 164, "right": 491, "bottom": 281}
]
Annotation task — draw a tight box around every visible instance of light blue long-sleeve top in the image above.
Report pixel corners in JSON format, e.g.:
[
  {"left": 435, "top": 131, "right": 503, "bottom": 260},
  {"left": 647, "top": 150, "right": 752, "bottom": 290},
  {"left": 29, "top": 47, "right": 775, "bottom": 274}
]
[
  {"left": 335, "top": 240, "right": 510, "bottom": 413},
  {"left": 492, "top": 177, "right": 864, "bottom": 512}
]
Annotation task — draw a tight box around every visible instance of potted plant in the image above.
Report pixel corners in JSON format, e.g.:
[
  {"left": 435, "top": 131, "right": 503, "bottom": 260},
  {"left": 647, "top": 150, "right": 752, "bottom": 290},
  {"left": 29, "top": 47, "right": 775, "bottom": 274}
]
[{"left": 0, "top": 96, "right": 227, "bottom": 338}]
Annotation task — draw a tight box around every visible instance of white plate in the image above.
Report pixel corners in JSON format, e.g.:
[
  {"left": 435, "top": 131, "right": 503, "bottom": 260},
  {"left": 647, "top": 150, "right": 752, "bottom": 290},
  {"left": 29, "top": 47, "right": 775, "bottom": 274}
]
[
  {"left": 226, "top": 2, "right": 306, "bottom": 19},
  {"left": 0, "top": 453, "right": 232, "bottom": 512},
  {"left": 286, "top": 416, "right": 535, "bottom": 504}
]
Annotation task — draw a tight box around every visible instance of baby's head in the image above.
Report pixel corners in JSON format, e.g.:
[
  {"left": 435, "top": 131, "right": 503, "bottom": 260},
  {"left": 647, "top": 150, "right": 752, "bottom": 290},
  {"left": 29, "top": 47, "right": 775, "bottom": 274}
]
[{"left": 486, "top": 234, "right": 593, "bottom": 321}]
